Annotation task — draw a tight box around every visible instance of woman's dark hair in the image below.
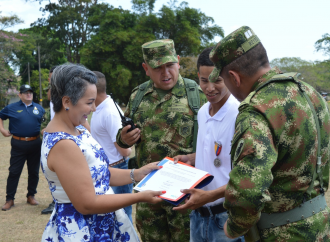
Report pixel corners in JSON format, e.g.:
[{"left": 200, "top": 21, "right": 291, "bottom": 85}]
[{"left": 51, "top": 63, "right": 97, "bottom": 112}]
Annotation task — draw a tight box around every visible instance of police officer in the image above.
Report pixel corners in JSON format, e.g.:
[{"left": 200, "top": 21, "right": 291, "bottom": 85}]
[
  {"left": 116, "top": 39, "right": 207, "bottom": 242},
  {"left": 0, "top": 84, "right": 45, "bottom": 211},
  {"left": 208, "top": 26, "right": 330, "bottom": 241}
]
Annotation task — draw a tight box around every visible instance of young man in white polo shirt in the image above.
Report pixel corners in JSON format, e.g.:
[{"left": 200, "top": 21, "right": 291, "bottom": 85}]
[
  {"left": 90, "top": 71, "right": 133, "bottom": 221},
  {"left": 173, "top": 47, "right": 244, "bottom": 242}
]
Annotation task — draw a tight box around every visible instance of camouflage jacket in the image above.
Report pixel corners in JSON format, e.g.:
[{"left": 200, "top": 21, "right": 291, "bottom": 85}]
[
  {"left": 224, "top": 68, "right": 330, "bottom": 240},
  {"left": 116, "top": 75, "right": 207, "bottom": 167},
  {"left": 40, "top": 107, "right": 51, "bottom": 133}
]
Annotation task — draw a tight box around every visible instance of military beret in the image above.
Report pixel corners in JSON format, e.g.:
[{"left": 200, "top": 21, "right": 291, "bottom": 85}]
[
  {"left": 142, "top": 39, "right": 178, "bottom": 68},
  {"left": 209, "top": 26, "right": 260, "bottom": 82}
]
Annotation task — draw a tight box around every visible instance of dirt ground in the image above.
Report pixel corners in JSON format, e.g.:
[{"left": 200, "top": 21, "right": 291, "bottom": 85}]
[{"left": 0, "top": 118, "right": 329, "bottom": 242}]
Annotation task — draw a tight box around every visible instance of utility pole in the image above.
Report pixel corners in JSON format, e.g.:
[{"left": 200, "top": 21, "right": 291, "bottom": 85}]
[
  {"left": 38, "top": 46, "right": 42, "bottom": 107},
  {"left": 28, "top": 62, "right": 30, "bottom": 85}
]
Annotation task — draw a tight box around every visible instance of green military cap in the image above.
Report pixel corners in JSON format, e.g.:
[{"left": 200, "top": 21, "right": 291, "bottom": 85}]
[
  {"left": 209, "top": 26, "right": 261, "bottom": 82},
  {"left": 142, "top": 39, "right": 178, "bottom": 68}
]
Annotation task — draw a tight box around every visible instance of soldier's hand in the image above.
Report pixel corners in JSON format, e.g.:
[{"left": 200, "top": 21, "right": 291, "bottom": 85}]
[
  {"left": 173, "top": 153, "right": 196, "bottom": 166},
  {"left": 139, "top": 190, "right": 165, "bottom": 204},
  {"left": 0, "top": 129, "right": 12, "bottom": 137},
  {"left": 135, "top": 162, "right": 163, "bottom": 182},
  {"left": 172, "top": 188, "right": 212, "bottom": 211},
  {"left": 121, "top": 125, "right": 140, "bottom": 146}
]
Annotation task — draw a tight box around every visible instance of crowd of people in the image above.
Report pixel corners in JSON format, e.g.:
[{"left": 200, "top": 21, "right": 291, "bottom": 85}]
[{"left": 0, "top": 26, "right": 329, "bottom": 242}]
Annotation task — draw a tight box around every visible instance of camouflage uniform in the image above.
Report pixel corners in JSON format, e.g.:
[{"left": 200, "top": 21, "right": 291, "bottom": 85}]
[
  {"left": 40, "top": 108, "right": 51, "bottom": 133},
  {"left": 209, "top": 27, "right": 330, "bottom": 241},
  {"left": 117, "top": 39, "right": 207, "bottom": 242}
]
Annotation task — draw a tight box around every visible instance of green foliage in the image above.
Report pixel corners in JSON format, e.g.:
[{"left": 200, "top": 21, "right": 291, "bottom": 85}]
[
  {"left": 81, "top": 4, "right": 153, "bottom": 102},
  {"left": 81, "top": 1, "right": 223, "bottom": 103},
  {"left": 31, "top": 0, "right": 99, "bottom": 63},
  {"left": 315, "top": 33, "right": 330, "bottom": 57},
  {"left": 29, "top": 68, "right": 49, "bottom": 102},
  {"left": 270, "top": 57, "right": 330, "bottom": 93},
  {"left": 0, "top": 13, "right": 23, "bottom": 107},
  {"left": 16, "top": 27, "right": 67, "bottom": 85},
  {"left": 179, "top": 56, "right": 198, "bottom": 83}
]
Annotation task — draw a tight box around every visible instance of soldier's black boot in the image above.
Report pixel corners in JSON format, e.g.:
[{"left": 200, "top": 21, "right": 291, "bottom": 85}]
[{"left": 41, "top": 201, "right": 55, "bottom": 214}]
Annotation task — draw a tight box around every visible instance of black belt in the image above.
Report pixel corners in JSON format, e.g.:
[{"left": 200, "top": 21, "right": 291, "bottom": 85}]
[{"left": 196, "top": 203, "right": 226, "bottom": 217}]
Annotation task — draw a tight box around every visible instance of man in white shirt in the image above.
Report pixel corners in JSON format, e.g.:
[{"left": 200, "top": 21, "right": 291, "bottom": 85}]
[
  {"left": 173, "top": 47, "right": 244, "bottom": 242},
  {"left": 90, "top": 71, "right": 133, "bottom": 221}
]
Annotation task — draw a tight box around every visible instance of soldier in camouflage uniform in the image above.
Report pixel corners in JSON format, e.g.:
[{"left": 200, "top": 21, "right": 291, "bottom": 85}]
[
  {"left": 40, "top": 85, "right": 51, "bottom": 135},
  {"left": 208, "top": 26, "right": 330, "bottom": 241},
  {"left": 116, "top": 39, "right": 207, "bottom": 242}
]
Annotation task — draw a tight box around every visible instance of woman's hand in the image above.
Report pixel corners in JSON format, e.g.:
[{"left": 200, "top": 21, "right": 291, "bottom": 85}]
[
  {"left": 134, "top": 162, "right": 162, "bottom": 182},
  {"left": 138, "top": 190, "right": 164, "bottom": 204}
]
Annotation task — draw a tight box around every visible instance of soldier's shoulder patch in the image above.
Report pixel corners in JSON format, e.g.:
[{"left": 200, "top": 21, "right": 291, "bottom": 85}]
[
  {"left": 179, "top": 124, "right": 193, "bottom": 138},
  {"left": 234, "top": 138, "right": 245, "bottom": 161}
]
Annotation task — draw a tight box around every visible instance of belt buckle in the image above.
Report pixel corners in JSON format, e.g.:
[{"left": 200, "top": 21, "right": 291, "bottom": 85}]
[{"left": 25, "top": 137, "right": 28, "bottom": 141}]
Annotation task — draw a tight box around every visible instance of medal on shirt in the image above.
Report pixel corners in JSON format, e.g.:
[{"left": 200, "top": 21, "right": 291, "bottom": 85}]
[
  {"left": 214, "top": 141, "right": 222, "bottom": 167},
  {"left": 33, "top": 106, "right": 39, "bottom": 115}
]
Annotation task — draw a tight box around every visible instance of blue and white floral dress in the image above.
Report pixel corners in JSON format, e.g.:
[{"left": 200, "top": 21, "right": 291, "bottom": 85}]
[{"left": 40, "top": 125, "right": 139, "bottom": 242}]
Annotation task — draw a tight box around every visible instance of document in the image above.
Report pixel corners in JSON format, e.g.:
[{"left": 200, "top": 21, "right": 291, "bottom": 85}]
[{"left": 134, "top": 157, "right": 214, "bottom": 205}]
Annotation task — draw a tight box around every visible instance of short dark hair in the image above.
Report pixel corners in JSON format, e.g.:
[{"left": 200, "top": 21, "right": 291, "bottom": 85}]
[
  {"left": 49, "top": 66, "right": 58, "bottom": 74},
  {"left": 93, "top": 71, "right": 107, "bottom": 94},
  {"left": 197, "top": 46, "right": 214, "bottom": 71},
  {"left": 51, "top": 63, "right": 97, "bottom": 112},
  {"left": 222, "top": 43, "right": 269, "bottom": 77}
]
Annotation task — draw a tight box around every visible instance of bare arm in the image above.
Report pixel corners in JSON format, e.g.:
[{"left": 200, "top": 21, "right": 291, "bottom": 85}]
[
  {"left": 48, "top": 140, "right": 162, "bottom": 215},
  {"left": 114, "top": 142, "right": 131, "bottom": 157},
  {"left": 0, "top": 118, "right": 11, "bottom": 137},
  {"left": 109, "top": 162, "right": 161, "bottom": 186}
]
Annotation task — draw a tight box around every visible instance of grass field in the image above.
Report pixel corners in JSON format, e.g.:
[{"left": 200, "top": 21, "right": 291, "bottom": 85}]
[{"left": 0, "top": 114, "right": 330, "bottom": 241}]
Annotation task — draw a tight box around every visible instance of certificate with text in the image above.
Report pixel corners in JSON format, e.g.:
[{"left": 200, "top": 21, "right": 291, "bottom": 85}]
[{"left": 134, "top": 157, "right": 214, "bottom": 205}]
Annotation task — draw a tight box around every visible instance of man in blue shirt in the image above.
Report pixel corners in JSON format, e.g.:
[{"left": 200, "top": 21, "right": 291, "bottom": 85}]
[{"left": 0, "top": 84, "right": 45, "bottom": 211}]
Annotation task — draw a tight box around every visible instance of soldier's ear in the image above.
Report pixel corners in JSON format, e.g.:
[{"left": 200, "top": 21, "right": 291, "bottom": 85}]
[
  {"left": 177, "top": 55, "right": 180, "bottom": 69},
  {"left": 228, "top": 70, "right": 241, "bottom": 87},
  {"left": 142, "top": 62, "right": 150, "bottom": 77}
]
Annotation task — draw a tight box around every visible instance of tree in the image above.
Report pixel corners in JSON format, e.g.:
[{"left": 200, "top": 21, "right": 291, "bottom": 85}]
[
  {"left": 82, "top": 1, "right": 224, "bottom": 103},
  {"left": 81, "top": 4, "right": 154, "bottom": 102},
  {"left": 31, "top": 0, "right": 99, "bottom": 63},
  {"left": 0, "top": 12, "right": 24, "bottom": 107},
  {"left": 270, "top": 57, "right": 330, "bottom": 93},
  {"left": 15, "top": 27, "right": 67, "bottom": 85},
  {"left": 315, "top": 33, "right": 330, "bottom": 57},
  {"left": 29, "top": 68, "right": 49, "bottom": 103}
]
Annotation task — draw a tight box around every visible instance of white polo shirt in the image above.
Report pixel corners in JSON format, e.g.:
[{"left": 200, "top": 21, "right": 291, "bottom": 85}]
[
  {"left": 195, "top": 94, "right": 239, "bottom": 207},
  {"left": 50, "top": 101, "right": 55, "bottom": 120},
  {"left": 90, "top": 96, "right": 123, "bottom": 164}
]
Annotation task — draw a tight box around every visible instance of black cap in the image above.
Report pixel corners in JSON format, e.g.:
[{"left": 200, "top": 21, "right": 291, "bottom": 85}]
[{"left": 20, "top": 84, "right": 33, "bottom": 93}]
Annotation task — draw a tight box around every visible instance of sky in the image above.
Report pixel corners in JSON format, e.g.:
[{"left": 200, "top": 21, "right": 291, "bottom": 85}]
[{"left": 1, "top": 0, "right": 330, "bottom": 62}]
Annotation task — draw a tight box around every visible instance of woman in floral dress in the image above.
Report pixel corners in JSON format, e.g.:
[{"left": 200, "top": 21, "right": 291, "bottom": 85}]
[{"left": 40, "top": 64, "right": 163, "bottom": 242}]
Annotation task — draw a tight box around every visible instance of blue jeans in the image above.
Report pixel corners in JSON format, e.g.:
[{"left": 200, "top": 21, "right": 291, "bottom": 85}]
[
  {"left": 111, "top": 158, "right": 133, "bottom": 223},
  {"left": 190, "top": 209, "right": 245, "bottom": 242}
]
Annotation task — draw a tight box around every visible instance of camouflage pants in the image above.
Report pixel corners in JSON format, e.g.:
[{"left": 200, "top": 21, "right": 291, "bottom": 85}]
[
  {"left": 260, "top": 206, "right": 330, "bottom": 242},
  {"left": 136, "top": 201, "right": 190, "bottom": 242}
]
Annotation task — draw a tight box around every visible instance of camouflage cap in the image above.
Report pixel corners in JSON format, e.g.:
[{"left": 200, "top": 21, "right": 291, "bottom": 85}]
[
  {"left": 142, "top": 39, "right": 178, "bottom": 68},
  {"left": 209, "top": 26, "right": 260, "bottom": 82}
]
